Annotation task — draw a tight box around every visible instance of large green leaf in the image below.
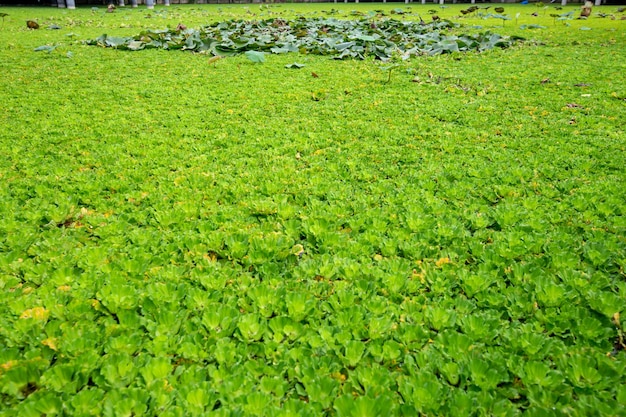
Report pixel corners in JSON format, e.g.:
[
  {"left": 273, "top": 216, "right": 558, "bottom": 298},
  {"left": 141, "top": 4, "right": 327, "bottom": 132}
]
[{"left": 244, "top": 50, "right": 266, "bottom": 63}]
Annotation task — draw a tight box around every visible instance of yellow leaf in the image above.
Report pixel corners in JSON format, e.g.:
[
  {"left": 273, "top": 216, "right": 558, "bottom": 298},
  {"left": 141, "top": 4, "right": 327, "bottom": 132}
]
[
  {"left": 435, "top": 257, "right": 451, "bottom": 267},
  {"left": 1, "top": 360, "right": 18, "bottom": 373},
  {"left": 42, "top": 338, "right": 58, "bottom": 351},
  {"left": 163, "top": 379, "right": 174, "bottom": 392},
  {"left": 20, "top": 307, "right": 49, "bottom": 321},
  {"left": 203, "top": 252, "right": 218, "bottom": 262}
]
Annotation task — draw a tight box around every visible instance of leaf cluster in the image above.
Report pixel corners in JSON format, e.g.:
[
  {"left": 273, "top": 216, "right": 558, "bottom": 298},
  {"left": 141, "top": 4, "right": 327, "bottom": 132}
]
[{"left": 87, "top": 17, "right": 522, "bottom": 59}]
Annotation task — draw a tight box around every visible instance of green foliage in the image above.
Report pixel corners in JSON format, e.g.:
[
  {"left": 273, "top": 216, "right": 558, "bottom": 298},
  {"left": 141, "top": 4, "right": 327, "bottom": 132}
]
[{"left": 0, "top": 3, "right": 625, "bottom": 417}]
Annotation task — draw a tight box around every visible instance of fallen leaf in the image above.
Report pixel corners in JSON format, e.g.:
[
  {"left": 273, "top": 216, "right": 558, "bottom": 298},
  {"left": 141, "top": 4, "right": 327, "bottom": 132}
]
[
  {"left": 34, "top": 45, "right": 56, "bottom": 53},
  {"left": 244, "top": 50, "right": 265, "bottom": 63},
  {"left": 208, "top": 55, "right": 224, "bottom": 65},
  {"left": 285, "top": 62, "right": 305, "bottom": 69}
]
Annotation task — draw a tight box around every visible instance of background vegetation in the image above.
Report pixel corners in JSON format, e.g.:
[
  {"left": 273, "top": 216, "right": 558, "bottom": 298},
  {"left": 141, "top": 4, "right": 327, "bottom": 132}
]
[{"left": 0, "top": 3, "right": 625, "bottom": 416}]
